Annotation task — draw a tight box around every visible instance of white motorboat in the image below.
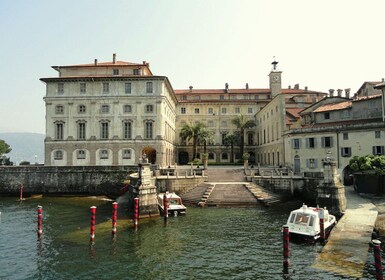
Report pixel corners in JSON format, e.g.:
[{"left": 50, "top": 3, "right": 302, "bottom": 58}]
[
  {"left": 285, "top": 204, "right": 336, "bottom": 241},
  {"left": 157, "top": 192, "right": 186, "bottom": 216}
]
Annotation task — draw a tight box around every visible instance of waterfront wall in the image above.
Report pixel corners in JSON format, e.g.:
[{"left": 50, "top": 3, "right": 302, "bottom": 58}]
[{"left": 0, "top": 165, "right": 137, "bottom": 196}]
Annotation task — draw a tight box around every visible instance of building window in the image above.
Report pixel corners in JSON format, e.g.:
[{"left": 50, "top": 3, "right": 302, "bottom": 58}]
[
  {"left": 324, "top": 112, "right": 330, "bottom": 120},
  {"left": 221, "top": 108, "right": 227, "bottom": 114},
  {"left": 55, "top": 123, "right": 64, "bottom": 140},
  {"left": 306, "top": 137, "right": 316, "bottom": 148},
  {"left": 181, "top": 95, "right": 187, "bottom": 100},
  {"left": 146, "top": 82, "right": 153, "bottom": 93},
  {"left": 123, "top": 121, "right": 132, "bottom": 139},
  {"left": 102, "top": 82, "right": 109, "bottom": 94},
  {"left": 306, "top": 159, "right": 318, "bottom": 169},
  {"left": 248, "top": 132, "right": 254, "bottom": 145},
  {"left": 375, "top": 131, "right": 381, "bottom": 139},
  {"left": 207, "top": 120, "right": 214, "bottom": 127},
  {"left": 133, "top": 69, "right": 140, "bottom": 75},
  {"left": 341, "top": 147, "right": 352, "bottom": 157},
  {"left": 57, "top": 83, "right": 64, "bottom": 94},
  {"left": 122, "top": 149, "right": 131, "bottom": 159},
  {"left": 77, "top": 150, "right": 86, "bottom": 159},
  {"left": 113, "top": 69, "right": 119, "bottom": 75},
  {"left": 181, "top": 107, "right": 186, "bottom": 114},
  {"left": 208, "top": 152, "right": 215, "bottom": 160},
  {"left": 343, "top": 133, "right": 349, "bottom": 140},
  {"left": 220, "top": 95, "right": 224, "bottom": 100},
  {"left": 248, "top": 108, "right": 253, "bottom": 114},
  {"left": 208, "top": 108, "right": 214, "bottom": 114},
  {"left": 146, "top": 105, "right": 153, "bottom": 113},
  {"left": 145, "top": 121, "right": 153, "bottom": 139},
  {"left": 101, "top": 105, "right": 110, "bottom": 113},
  {"left": 123, "top": 105, "right": 132, "bottom": 113},
  {"left": 80, "top": 83, "right": 86, "bottom": 94},
  {"left": 78, "top": 122, "right": 86, "bottom": 140},
  {"left": 125, "top": 83, "right": 132, "bottom": 94},
  {"left": 235, "top": 107, "right": 240, "bottom": 114},
  {"left": 55, "top": 105, "right": 64, "bottom": 114},
  {"left": 195, "top": 108, "right": 200, "bottom": 114},
  {"left": 100, "top": 149, "right": 108, "bottom": 159},
  {"left": 54, "top": 150, "right": 63, "bottom": 160},
  {"left": 373, "top": 146, "right": 385, "bottom": 155},
  {"left": 322, "top": 136, "right": 333, "bottom": 148},
  {"left": 222, "top": 153, "right": 228, "bottom": 160},
  {"left": 292, "top": 139, "right": 300, "bottom": 149},
  {"left": 78, "top": 105, "right": 86, "bottom": 114},
  {"left": 101, "top": 122, "right": 109, "bottom": 139}
]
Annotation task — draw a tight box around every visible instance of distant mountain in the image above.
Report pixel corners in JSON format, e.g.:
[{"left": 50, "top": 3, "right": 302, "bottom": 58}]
[{"left": 0, "top": 133, "right": 45, "bottom": 165}]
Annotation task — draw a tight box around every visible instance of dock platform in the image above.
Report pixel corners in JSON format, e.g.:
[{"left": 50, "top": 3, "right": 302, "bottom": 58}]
[{"left": 312, "top": 185, "right": 378, "bottom": 278}]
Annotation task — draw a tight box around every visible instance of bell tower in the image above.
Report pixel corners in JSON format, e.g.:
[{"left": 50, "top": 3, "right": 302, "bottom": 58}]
[{"left": 269, "top": 58, "right": 282, "bottom": 98}]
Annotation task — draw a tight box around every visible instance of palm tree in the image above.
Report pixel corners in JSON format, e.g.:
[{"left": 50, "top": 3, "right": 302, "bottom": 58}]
[
  {"left": 179, "top": 122, "right": 206, "bottom": 160},
  {"left": 198, "top": 127, "right": 214, "bottom": 154},
  {"left": 231, "top": 114, "right": 256, "bottom": 157},
  {"left": 223, "top": 132, "right": 239, "bottom": 163}
]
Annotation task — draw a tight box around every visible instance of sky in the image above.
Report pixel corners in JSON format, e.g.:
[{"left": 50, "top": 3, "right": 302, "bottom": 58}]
[{"left": 1, "top": 0, "right": 385, "bottom": 134}]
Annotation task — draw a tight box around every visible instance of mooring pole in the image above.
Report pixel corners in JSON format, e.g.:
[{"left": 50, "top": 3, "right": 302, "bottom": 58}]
[
  {"left": 19, "top": 184, "right": 24, "bottom": 201},
  {"left": 319, "top": 208, "right": 325, "bottom": 242},
  {"left": 133, "top": 198, "right": 139, "bottom": 229},
  {"left": 163, "top": 193, "right": 169, "bottom": 220},
  {"left": 37, "top": 205, "right": 43, "bottom": 238},
  {"left": 112, "top": 202, "right": 118, "bottom": 235},
  {"left": 282, "top": 225, "right": 290, "bottom": 274},
  {"left": 90, "top": 206, "right": 97, "bottom": 243},
  {"left": 373, "top": 239, "right": 384, "bottom": 280}
]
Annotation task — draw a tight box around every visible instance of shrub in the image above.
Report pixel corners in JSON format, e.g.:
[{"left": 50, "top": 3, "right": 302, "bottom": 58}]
[{"left": 349, "top": 155, "right": 385, "bottom": 175}]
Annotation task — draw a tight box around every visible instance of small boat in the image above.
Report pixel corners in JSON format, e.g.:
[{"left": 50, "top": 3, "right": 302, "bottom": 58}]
[
  {"left": 285, "top": 204, "right": 336, "bottom": 241},
  {"left": 157, "top": 192, "right": 186, "bottom": 216}
]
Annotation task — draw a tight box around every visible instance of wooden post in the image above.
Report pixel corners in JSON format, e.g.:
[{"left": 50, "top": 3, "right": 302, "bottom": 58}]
[
  {"left": 19, "top": 184, "right": 24, "bottom": 201},
  {"left": 282, "top": 225, "right": 290, "bottom": 274},
  {"left": 373, "top": 240, "right": 384, "bottom": 280},
  {"left": 37, "top": 206, "right": 43, "bottom": 238},
  {"left": 133, "top": 198, "right": 139, "bottom": 229},
  {"left": 90, "top": 206, "right": 96, "bottom": 242},
  {"left": 112, "top": 202, "right": 118, "bottom": 235}
]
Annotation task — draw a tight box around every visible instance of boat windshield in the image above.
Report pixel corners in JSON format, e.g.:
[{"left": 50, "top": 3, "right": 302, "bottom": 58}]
[
  {"left": 169, "top": 199, "right": 180, "bottom": 205},
  {"left": 293, "top": 213, "right": 311, "bottom": 226}
]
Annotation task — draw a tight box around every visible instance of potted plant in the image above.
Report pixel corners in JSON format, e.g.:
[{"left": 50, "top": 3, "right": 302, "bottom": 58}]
[
  {"left": 201, "top": 153, "right": 208, "bottom": 170},
  {"left": 242, "top": 152, "right": 250, "bottom": 168}
]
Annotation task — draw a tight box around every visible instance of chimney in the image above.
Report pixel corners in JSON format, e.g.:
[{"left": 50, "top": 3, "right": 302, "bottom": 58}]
[
  {"left": 288, "top": 85, "right": 291, "bottom": 89},
  {"left": 225, "top": 83, "right": 229, "bottom": 93},
  {"left": 189, "top": 85, "right": 193, "bottom": 93},
  {"left": 113, "top": 53, "right": 116, "bottom": 64},
  {"left": 337, "top": 89, "right": 343, "bottom": 97},
  {"left": 329, "top": 89, "right": 335, "bottom": 97},
  {"left": 305, "top": 86, "right": 308, "bottom": 91},
  {"left": 245, "top": 83, "right": 249, "bottom": 89},
  {"left": 382, "top": 78, "right": 384, "bottom": 82},
  {"left": 345, "top": 88, "right": 351, "bottom": 99},
  {"left": 94, "top": 59, "right": 98, "bottom": 66},
  {"left": 294, "top": 84, "right": 299, "bottom": 89}
]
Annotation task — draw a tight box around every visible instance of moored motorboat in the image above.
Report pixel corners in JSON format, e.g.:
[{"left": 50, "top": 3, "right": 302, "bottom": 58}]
[
  {"left": 157, "top": 192, "right": 186, "bottom": 216},
  {"left": 285, "top": 204, "right": 336, "bottom": 241}
]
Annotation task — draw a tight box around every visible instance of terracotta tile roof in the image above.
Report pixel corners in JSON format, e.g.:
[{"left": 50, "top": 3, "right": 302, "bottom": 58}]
[
  {"left": 53, "top": 61, "right": 145, "bottom": 68},
  {"left": 174, "top": 89, "right": 271, "bottom": 95},
  {"left": 286, "top": 108, "right": 302, "bottom": 118},
  {"left": 300, "top": 118, "right": 384, "bottom": 128},
  {"left": 353, "top": 93, "right": 382, "bottom": 101},
  {"left": 313, "top": 101, "right": 352, "bottom": 113}
]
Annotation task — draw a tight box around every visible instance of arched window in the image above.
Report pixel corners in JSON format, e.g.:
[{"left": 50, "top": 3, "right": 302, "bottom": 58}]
[
  {"left": 54, "top": 150, "right": 63, "bottom": 160},
  {"left": 77, "top": 150, "right": 86, "bottom": 159},
  {"left": 222, "top": 153, "right": 228, "bottom": 160},
  {"left": 122, "top": 149, "right": 132, "bottom": 159}
]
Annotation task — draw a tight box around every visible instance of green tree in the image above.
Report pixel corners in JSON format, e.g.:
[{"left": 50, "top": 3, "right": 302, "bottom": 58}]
[
  {"left": 180, "top": 122, "right": 206, "bottom": 160},
  {"left": 231, "top": 114, "right": 256, "bottom": 157},
  {"left": 0, "top": 139, "right": 12, "bottom": 165},
  {"left": 198, "top": 127, "right": 214, "bottom": 154},
  {"left": 223, "top": 132, "right": 239, "bottom": 163}
]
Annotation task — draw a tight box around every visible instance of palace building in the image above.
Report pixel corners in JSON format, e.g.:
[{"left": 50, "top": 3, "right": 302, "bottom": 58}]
[{"left": 40, "top": 55, "right": 327, "bottom": 167}]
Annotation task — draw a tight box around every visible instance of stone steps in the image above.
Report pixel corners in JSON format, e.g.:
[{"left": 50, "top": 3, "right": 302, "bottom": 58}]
[{"left": 244, "top": 183, "right": 284, "bottom": 206}]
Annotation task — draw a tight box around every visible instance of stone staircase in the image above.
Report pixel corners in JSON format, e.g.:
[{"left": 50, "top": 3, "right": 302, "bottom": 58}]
[
  {"left": 181, "top": 183, "right": 212, "bottom": 206},
  {"left": 205, "top": 183, "right": 258, "bottom": 207},
  {"left": 244, "top": 183, "right": 283, "bottom": 206}
]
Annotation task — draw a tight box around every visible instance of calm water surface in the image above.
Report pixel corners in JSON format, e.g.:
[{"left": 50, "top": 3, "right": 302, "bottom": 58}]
[{"left": 0, "top": 196, "right": 378, "bottom": 279}]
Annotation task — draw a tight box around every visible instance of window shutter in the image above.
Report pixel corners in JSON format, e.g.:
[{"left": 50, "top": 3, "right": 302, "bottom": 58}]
[
  {"left": 340, "top": 148, "right": 343, "bottom": 156},
  {"left": 348, "top": 148, "right": 351, "bottom": 157},
  {"left": 321, "top": 137, "right": 325, "bottom": 148},
  {"left": 330, "top": 137, "right": 334, "bottom": 147},
  {"left": 373, "top": 146, "right": 376, "bottom": 155},
  {"left": 306, "top": 138, "right": 309, "bottom": 148}
]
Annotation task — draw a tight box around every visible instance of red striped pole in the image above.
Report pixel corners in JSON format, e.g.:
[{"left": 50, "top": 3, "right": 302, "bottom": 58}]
[
  {"left": 163, "top": 193, "right": 169, "bottom": 220},
  {"left": 19, "top": 184, "right": 24, "bottom": 201},
  {"left": 37, "top": 205, "right": 43, "bottom": 238},
  {"left": 90, "top": 206, "right": 96, "bottom": 242},
  {"left": 319, "top": 208, "right": 325, "bottom": 242},
  {"left": 133, "top": 198, "right": 139, "bottom": 229},
  {"left": 373, "top": 240, "right": 384, "bottom": 280},
  {"left": 282, "top": 225, "right": 290, "bottom": 274},
  {"left": 112, "top": 202, "right": 118, "bottom": 235}
]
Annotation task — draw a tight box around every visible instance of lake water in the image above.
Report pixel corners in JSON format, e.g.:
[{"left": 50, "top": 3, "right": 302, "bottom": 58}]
[{"left": 0, "top": 196, "right": 378, "bottom": 279}]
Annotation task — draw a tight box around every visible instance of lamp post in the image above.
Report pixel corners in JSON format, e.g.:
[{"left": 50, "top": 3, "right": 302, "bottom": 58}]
[{"left": 374, "top": 82, "right": 385, "bottom": 122}]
